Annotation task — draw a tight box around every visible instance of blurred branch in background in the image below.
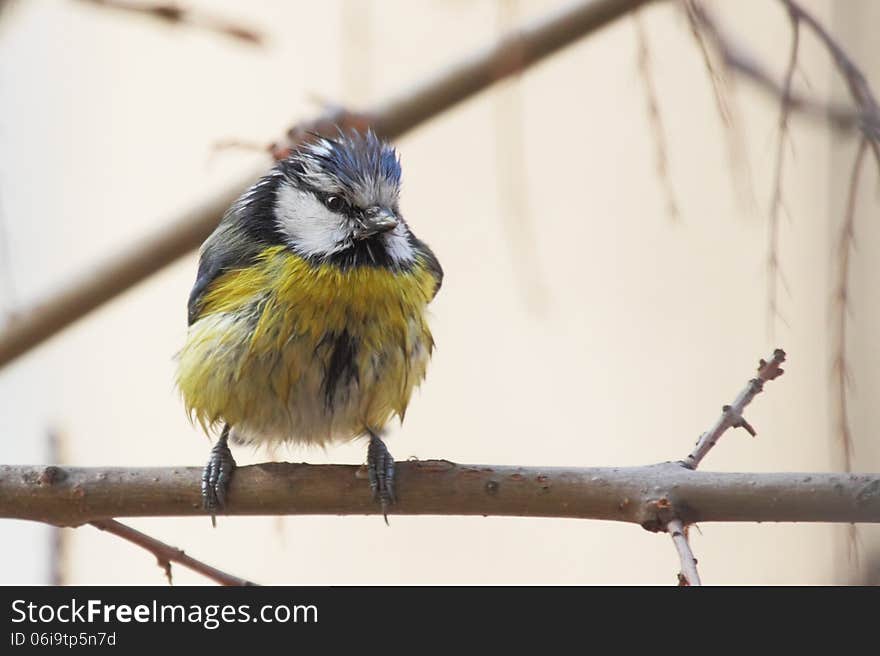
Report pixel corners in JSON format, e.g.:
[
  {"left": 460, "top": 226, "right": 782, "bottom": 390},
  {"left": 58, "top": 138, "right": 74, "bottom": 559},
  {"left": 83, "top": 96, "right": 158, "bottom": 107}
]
[
  {"left": 765, "top": 6, "right": 799, "bottom": 336},
  {"left": 690, "top": 0, "right": 880, "bottom": 569},
  {"left": 76, "top": 0, "right": 265, "bottom": 46},
  {"left": 835, "top": 138, "right": 869, "bottom": 564},
  {"left": 667, "top": 519, "right": 700, "bottom": 586},
  {"left": 0, "top": 0, "right": 652, "bottom": 369},
  {"left": 682, "top": 1, "right": 755, "bottom": 214},
  {"left": 688, "top": 2, "right": 880, "bottom": 139},
  {"left": 633, "top": 11, "right": 680, "bottom": 222}
]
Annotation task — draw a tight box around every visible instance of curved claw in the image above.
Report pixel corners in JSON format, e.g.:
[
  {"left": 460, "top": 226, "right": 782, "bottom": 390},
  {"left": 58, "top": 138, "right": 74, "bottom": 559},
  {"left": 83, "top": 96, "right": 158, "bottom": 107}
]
[
  {"left": 201, "top": 426, "right": 236, "bottom": 525},
  {"left": 367, "top": 433, "right": 395, "bottom": 524}
]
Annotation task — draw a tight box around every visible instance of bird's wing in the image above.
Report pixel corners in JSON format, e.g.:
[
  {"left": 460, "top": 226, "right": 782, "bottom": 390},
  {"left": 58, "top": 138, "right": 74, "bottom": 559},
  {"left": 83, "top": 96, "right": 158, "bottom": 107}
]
[
  {"left": 187, "top": 172, "right": 283, "bottom": 325},
  {"left": 415, "top": 238, "right": 444, "bottom": 300},
  {"left": 187, "top": 215, "right": 263, "bottom": 326}
]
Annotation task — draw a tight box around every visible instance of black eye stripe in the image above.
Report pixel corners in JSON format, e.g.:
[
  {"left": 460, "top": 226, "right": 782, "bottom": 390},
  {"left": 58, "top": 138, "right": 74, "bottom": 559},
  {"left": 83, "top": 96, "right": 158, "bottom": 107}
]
[
  {"left": 320, "top": 193, "right": 364, "bottom": 219},
  {"left": 325, "top": 195, "right": 346, "bottom": 212}
]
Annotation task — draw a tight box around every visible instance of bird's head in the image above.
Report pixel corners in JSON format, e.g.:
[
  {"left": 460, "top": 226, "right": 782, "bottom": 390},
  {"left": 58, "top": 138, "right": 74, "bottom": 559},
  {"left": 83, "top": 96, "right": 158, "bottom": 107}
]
[{"left": 270, "top": 130, "right": 415, "bottom": 267}]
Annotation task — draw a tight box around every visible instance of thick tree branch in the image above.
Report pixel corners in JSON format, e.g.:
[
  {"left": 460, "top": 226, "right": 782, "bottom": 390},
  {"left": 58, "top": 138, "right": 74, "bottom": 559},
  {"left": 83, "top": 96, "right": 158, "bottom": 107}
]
[
  {"left": 2, "top": 462, "right": 878, "bottom": 528},
  {"left": 90, "top": 519, "right": 255, "bottom": 586},
  {"left": 0, "top": 0, "right": 652, "bottom": 369}
]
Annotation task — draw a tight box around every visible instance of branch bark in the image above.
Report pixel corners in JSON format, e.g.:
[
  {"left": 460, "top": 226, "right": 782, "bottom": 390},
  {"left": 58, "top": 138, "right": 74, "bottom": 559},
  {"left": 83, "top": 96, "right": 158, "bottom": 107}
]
[
  {"left": 667, "top": 519, "right": 701, "bottom": 586},
  {"left": 684, "top": 349, "right": 786, "bottom": 469},
  {"left": 0, "top": 0, "right": 652, "bottom": 369},
  {"left": 3, "top": 462, "right": 878, "bottom": 528}
]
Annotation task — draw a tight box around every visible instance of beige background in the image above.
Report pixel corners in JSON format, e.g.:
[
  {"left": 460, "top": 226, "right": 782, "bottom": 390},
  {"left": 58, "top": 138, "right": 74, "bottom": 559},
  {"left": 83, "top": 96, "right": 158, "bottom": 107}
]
[{"left": 0, "top": 0, "right": 877, "bottom": 584}]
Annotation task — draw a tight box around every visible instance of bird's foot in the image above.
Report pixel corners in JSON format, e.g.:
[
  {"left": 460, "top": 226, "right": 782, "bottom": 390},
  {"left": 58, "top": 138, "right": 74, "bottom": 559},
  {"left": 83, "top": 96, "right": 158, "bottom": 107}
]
[
  {"left": 367, "top": 433, "right": 395, "bottom": 525},
  {"left": 202, "top": 426, "right": 236, "bottom": 526}
]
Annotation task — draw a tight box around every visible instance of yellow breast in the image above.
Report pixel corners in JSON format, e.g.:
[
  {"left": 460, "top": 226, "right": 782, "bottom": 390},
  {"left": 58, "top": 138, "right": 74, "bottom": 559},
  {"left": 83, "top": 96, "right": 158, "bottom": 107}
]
[{"left": 176, "top": 246, "right": 437, "bottom": 445}]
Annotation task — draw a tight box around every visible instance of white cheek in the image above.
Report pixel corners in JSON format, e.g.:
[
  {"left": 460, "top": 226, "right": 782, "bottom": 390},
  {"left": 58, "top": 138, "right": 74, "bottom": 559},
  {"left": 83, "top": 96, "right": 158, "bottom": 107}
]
[
  {"left": 382, "top": 224, "right": 415, "bottom": 264},
  {"left": 274, "top": 184, "right": 349, "bottom": 257}
]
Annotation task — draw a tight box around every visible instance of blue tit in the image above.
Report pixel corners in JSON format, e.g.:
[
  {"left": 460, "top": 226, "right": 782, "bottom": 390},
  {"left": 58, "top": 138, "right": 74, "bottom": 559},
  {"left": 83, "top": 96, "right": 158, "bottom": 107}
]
[{"left": 176, "top": 130, "right": 443, "bottom": 521}]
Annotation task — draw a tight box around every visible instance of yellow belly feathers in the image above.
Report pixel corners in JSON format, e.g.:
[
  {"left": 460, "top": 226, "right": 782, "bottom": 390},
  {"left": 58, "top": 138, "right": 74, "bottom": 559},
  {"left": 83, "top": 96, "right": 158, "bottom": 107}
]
[{"left": 176, "top": 245, "right": 436, "bottom": 446}]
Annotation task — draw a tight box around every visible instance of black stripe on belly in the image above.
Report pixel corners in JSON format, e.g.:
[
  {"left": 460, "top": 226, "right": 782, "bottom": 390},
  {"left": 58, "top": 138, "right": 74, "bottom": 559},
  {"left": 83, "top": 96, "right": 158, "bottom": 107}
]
[{"left": 321, "top": 329, "right": 360, "bottom": 410}]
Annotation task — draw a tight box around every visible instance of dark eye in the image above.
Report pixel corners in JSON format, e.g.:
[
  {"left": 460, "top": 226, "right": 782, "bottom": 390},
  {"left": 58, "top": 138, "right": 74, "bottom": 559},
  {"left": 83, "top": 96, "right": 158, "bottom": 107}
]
[{"left": 326, "top": 196, "right": 347, "bottom": 212}]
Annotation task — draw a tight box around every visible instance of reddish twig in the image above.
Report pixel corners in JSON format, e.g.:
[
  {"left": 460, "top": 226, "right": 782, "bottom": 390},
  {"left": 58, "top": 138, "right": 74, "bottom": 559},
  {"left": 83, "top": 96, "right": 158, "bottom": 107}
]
[{"left": 89, "top": 518, "right": 256, "bottom": 586}]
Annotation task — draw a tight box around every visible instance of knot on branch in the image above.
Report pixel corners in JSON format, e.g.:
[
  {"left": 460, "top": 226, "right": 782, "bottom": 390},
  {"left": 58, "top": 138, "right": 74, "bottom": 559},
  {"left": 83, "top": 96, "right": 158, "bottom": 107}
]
[
  {"left": 758, "top": 348, "right": 786, "bottom": 381},
  {"left": 723, "top": 404, "right": 756, "bottom": 437},
  {"left": 639, "top": 496, "right": 688, "bottom": 533}
]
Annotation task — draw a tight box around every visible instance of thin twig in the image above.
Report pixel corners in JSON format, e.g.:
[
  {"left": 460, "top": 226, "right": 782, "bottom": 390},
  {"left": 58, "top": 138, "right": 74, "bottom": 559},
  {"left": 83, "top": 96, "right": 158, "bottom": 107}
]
[
  {"left": 688, "top": 2, "right": 880, "bottom": 140},
  {"left": 684, "top": 348, "right": 786, "bottom": 469},
  {"left": 89, "top": 518, "right": 256, "bottom": 586},
  {"left": 77, "top": 0, "right": 265, "bottom": 46},
  {"left": 766, "top": 9, "right": 799, "bottom": 336},
  {"left": 776, "top": 0, "right": 880, "bottom": 566},
  {"left": 832, "top": 139, "right": 867, "bottom": 475},
  {"left": 683, "top": 1, "right": 756, "bottom": 211},
  {"left": 667, "top": 518, "right": 701, "bottom": 586},
  {"left": 0, "top": 0, "right": 652, "bottom": 370},
  {"left": 671, "top": 348, "right": 785, "bottom": 585},
  {"left": 779, "top": 0, "right": 880, "bottom": 167},
  {"left": 46, "top": 429, "right": 67, "bottom": 586},
  {"left": 634, "top": 11, "right": 680, "bottom": 221}
]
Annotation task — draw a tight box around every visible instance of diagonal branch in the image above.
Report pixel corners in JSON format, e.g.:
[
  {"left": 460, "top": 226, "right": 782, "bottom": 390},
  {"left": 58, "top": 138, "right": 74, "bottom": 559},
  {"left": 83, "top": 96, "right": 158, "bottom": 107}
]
[
  {"left": 670, "top": 347, "right": 786, "bottom": 585},
  {"left": 76, "top": 0, "right": 265, "bottom": 46},
  {"left": 0, "top": 0, "right": 652, "bottom": 370},
  {"left": 688, "top": 2, "right": 880, "bottom": 141},
  {"left": 684, "top": 349, "right": 786, "bottom": 469},
  {"left": 90, "top": 518, "right": 256, "bottom": 586}
]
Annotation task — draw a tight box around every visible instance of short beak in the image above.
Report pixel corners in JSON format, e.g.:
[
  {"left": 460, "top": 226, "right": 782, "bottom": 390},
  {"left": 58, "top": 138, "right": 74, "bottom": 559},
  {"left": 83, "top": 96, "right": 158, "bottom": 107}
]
[{"left": 354, "top": 207, "right": 398, "bottom": 240}]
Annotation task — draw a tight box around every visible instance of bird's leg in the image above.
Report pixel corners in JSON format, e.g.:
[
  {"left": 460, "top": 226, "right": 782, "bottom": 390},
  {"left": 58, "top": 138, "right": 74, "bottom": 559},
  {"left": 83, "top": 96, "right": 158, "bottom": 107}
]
[
  {"left": 367, "top": 430, "right": 395, "bottom": 524},
  {"left": 202, "top": 424, "right": 236, "bottom": 525}
]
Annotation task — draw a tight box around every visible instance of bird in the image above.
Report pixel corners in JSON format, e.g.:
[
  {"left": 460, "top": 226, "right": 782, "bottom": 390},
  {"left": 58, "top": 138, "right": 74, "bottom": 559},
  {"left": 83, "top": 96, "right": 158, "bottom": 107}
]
[{"left": 175, "top": 129, "right": 442, "bottom": 521}]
